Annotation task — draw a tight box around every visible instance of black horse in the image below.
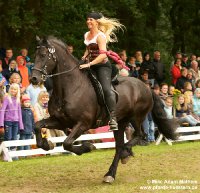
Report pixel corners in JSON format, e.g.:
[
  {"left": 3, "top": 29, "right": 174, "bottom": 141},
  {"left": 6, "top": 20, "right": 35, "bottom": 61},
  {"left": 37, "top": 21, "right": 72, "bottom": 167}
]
[{"left": 31, "top": 36, "right": 178, "bottom": 183}]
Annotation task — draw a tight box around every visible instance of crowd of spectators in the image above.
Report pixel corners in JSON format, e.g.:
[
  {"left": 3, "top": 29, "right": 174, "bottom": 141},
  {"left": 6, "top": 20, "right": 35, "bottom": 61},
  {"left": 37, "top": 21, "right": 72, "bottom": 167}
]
[
  {"left": 1, "top": 46, "right": 200, "bottom": 153},
  {"left": 116, "top": 50, "right": 200, "bottom": 143}
]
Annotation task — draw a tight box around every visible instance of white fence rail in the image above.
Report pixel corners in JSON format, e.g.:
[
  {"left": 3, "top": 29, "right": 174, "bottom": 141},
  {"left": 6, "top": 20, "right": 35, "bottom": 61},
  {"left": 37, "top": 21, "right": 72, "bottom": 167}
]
[
  {"left": 156, "top": 126, "right": 200, "bottom": 145},
  {"left": 0, "top": 132, "right": 116, "bottom": 162},
  {"left": 1, "top": 126, "right": 200, "bottom": 162}
]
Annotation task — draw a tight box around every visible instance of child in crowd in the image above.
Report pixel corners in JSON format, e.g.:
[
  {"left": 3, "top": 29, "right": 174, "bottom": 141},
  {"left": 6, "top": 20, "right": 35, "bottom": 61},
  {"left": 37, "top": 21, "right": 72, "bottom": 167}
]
[
  {"left": 19, "top": 95, "right": 35, "bottom": 150},
  {"left": 163, "top": 96, "right": 174, "bottom": 119},
  {"left": 26, "top": 79, "right": 47, "bottom": 106},
  {"left": 2, "top": 60, "right": 21, "bottom": 84},
  {"left": 175, "top": 94, "right": 200, "bottom": 126},
  {"left": 192, "top": 88, "right": 200, "bottom": 118},
  {"left": 0, "top": 83, "right": 24, "bottom": 147},
  {"left": 6, "top": 72, "right": 25, "bottom": 93}
]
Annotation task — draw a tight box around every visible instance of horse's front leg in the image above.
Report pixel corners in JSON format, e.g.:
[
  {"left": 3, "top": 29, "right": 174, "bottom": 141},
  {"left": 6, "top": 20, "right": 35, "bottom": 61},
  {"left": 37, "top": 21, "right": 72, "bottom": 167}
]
[
  {"left": 103, "top": 123, "right": 125, "bottom": 183},
  {"left": 35, "top": 117, "right": 63, "bottom": 151},
  {"left": 63, "top": 123, "right": 96, "bottom": 155}
]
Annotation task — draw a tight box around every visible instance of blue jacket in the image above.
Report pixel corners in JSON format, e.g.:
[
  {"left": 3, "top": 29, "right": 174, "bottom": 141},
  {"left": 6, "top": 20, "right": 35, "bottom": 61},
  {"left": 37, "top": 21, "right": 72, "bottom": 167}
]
[{"left": 21, "top": 107, "right": 35, "bottom": 134}]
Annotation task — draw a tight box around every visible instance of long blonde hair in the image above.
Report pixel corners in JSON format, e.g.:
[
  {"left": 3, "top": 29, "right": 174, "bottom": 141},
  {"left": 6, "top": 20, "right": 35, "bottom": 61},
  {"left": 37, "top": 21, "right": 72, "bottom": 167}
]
[
  {"left": 97, "top": 17, "right": 125, "bottom": 43},
  {"left": 37, "top": 91, "right": 49, "bottom": 105},
  {"left": 7, "top": 83, "right": 21, "bottom": 103},
  {"left": 175, "top": 94, "right": 188, "bottom": 111}
]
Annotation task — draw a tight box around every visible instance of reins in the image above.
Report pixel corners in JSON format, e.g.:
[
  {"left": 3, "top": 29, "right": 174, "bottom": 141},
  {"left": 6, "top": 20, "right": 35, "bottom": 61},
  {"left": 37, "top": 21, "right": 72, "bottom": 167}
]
[{"left": 46, "top": 65, "right": 78, "bottom": 78}]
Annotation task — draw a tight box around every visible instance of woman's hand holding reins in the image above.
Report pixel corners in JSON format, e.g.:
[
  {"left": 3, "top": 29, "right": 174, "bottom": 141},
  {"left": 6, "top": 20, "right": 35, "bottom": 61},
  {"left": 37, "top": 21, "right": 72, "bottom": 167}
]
[{"left": 79, "top": 63, "right": 91, "bottom": 69}]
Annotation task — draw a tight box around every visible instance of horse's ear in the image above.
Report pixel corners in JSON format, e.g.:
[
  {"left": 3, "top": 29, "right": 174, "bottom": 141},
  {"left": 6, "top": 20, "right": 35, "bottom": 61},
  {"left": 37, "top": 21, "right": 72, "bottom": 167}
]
[
  {"left": 36, "top": 35, "right": 40, "bottom": 42},
  {"left": 43, "top": 36, "right": 51, "bottom": 47},
  {"left": 47, "top": 40, "right": 51, "bottom": 47}
]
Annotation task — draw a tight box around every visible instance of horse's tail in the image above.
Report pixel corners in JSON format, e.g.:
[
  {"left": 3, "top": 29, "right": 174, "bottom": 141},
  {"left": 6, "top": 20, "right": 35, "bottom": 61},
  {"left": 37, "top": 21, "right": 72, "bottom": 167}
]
[{"left": 151, "top": 91, "right": 179, "bottom": 140}]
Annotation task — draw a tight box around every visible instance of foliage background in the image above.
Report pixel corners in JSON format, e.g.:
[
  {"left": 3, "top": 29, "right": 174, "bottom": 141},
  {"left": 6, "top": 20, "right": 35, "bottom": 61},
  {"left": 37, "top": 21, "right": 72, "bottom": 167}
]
[{"left": 0, "top": 0, "right": 200, "bottom": 66}]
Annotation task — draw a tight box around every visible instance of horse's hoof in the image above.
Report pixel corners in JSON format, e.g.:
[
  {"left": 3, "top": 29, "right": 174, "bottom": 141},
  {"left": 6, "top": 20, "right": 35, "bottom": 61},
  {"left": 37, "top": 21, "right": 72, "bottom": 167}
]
[
  {"left": 48, "top": 140, "right": 54, "bottom": 150},
  {"left": 103, "top": 176, "right": 115, "bottom": 184},
  {"left": 82, "top": 142, "right": 96, "bottom": 152},
  {"left": 121, "top": 156, "right": 130, "bottom": 164}
]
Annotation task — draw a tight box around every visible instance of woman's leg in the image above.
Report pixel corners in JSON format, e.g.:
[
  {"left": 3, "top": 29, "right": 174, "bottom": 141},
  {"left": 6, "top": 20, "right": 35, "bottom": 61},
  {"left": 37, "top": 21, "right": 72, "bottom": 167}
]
[
  {"left": 149, "top": 120, "right": 155, "bottom": 141},
  {"left": 96, "top": 65, "right": 118, "bottom": 130},
  {"left": 142, "top": 116, "right": 150, "bottom": 141},
  {"left": 179, "top": 116, "right": 198, "bottom": 126}
]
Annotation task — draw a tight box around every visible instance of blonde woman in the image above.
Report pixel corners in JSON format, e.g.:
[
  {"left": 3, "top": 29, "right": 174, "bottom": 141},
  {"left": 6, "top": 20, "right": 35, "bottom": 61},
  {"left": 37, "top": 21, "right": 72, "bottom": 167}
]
[
  {"left": 0, "top": 83, "right": 24, "bottom": 142},
  {"left": 34, "top": 91, "right": 65, "bottom": 138},
  {"left": 79, "top": 12, "right": 124, "bottom": 131}
]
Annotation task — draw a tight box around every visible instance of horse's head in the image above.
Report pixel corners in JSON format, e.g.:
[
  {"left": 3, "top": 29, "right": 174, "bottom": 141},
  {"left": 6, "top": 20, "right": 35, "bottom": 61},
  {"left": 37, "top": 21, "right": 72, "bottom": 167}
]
[{"left": 31, "top": 36, "right": 57, "bottom": 85}]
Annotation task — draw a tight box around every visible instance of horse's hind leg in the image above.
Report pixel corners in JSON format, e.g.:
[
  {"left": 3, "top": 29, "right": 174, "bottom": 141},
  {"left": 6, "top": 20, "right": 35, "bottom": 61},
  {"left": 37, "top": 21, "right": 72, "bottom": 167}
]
[
  {"left": 120, "top": 118, "right": 147, "bottom": 164},
  {"left": 103, "top": 122, "right": 126, "bottom": 183},
  {"left": 130, "top": 118, "right": 149, "bottom": 146},
  {"left": 63, "top": 123, "right": 96, "bottom": 155}
]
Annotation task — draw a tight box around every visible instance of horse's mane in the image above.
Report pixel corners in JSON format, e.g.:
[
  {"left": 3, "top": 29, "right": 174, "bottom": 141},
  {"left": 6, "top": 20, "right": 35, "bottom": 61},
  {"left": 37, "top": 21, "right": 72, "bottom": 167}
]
[
  {"left": 47, "top": 36, "right": 79, "bottom": 62},
  {"left": 47, "top": 36, "right": 67, "bottom": 50}
]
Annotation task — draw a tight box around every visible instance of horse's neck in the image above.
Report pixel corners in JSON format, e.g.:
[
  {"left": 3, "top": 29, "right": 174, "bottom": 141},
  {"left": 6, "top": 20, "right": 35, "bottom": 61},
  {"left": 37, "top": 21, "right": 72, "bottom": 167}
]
[{"left": 52, "top": 57, "right": 90, "bottom": 99}]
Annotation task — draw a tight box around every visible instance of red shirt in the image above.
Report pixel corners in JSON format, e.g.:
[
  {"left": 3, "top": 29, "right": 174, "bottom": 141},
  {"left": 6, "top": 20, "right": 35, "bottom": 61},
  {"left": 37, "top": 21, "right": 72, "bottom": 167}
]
[{"left": 171, "top": 65, "right": 181, "bottom": 85}]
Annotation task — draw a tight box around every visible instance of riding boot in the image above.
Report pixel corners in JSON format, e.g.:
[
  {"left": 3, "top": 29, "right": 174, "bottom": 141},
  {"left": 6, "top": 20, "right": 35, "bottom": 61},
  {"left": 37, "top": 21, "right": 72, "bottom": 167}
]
[
  {"left": 109, "top": 111, "right": 118, "bottom": 131},
  {"left": 105, "top": 92, "right": 118, "bottom": 131}
]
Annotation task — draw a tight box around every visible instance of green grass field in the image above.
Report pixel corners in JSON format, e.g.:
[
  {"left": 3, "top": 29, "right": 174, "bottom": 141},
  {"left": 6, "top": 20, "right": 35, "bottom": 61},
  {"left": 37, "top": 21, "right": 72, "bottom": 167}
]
[{"left": 0, "top": 141, "right": 200, "bottom": 193}]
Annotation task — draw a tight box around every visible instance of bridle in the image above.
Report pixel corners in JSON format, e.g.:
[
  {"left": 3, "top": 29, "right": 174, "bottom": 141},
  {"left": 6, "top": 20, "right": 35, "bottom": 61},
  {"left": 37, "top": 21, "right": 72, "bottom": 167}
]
[{"left": 32, "top": 45, "right": 78, "bottom": 81}]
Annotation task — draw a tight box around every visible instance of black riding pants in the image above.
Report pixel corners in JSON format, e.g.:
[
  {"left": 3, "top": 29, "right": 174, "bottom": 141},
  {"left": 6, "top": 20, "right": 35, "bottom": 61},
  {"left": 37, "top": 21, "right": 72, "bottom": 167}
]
[{"left": 91, "top": 62, "right": 116, "bottom": 113}]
